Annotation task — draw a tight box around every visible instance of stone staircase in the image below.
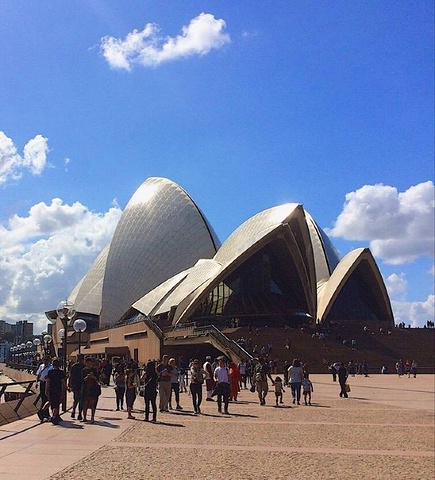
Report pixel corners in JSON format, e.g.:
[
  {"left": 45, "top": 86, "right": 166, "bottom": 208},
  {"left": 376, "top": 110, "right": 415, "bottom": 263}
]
[{"left": 224, "top": 325, "right": 435, "bottom": 373}]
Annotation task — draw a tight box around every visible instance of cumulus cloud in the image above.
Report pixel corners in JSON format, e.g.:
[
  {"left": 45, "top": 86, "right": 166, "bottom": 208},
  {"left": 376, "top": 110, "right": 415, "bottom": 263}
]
[
  {"left": 392, "top": 295, "right": 434, "bottom": 328},
  {"left": 0, "top": 198, "right": 122, "bottom": 333},
  {"left": 0, "top": 132, "right": 49, "bottom": 184},
  {"left": 100, "top": 12, "right": 230, "bottom": 70},
  {"left": 385, "top": 273, "right": 408, "bottom": 299},
  {"left": 327, "top": 181, "right": 435, "bottom": 264}
]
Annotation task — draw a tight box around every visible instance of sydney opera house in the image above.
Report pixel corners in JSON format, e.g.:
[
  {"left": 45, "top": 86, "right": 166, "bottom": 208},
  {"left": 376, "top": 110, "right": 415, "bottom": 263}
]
[{"left": 47, "top": 177, "right": 394, "bottom": 364}]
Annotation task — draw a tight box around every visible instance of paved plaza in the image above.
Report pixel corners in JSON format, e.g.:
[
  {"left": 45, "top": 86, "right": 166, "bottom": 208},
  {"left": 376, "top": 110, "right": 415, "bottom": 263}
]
[{"left": 0, "top": 374, "right": 433, "bottom": 480}]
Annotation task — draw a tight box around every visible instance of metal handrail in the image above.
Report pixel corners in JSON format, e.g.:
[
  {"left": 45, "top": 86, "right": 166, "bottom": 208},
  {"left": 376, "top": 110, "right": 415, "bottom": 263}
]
[
  {"left": 0, "top": 379, "right": 39, "bottom": 414},
  {"left": 139, "top": 314, "right": 164, "bottom": 340},
  {"left": 193, "top": 325, "right": 252, "bottom": 361}
]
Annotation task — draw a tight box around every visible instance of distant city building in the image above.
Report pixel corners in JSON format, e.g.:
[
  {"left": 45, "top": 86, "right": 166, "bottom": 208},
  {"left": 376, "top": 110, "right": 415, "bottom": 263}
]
[
  {"left": 0, "top": 339, "right": 11, "bottom": 362},
  {"left": 0, "top": 320, "right": 13, "bottom": 335},
  {"left": 13, "top": 320, "right": 34, "bottom": 345}
]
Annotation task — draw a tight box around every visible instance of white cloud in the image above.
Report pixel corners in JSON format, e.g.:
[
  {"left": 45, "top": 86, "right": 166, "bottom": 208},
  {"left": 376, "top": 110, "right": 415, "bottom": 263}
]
[
  {"left": 0, "top": 198, "right": 122, "bottom": 333},
  {"left": 0, "top": 132, "right": 49, "bottom": 184},
  {"left": 100, "top": 12, "right": 230, "bottom": 71},
  {"left": 392, "top": 295, "right": 434, "bottom": 328},
  {"left": 327, "top": 181, "right": 435, "bottom": 264},
  {"left": 385, "top": 273, "right": 408, "bottom": 299}
]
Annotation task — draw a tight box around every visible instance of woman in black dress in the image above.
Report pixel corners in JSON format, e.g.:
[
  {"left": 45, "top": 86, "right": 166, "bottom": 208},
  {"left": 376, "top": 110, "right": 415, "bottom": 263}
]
[
  {"left": 125, "top": 368, "right": 137, "bottom": 419},
  {"left": 141, "top": 361, "right": 158, "bottom": 422},
  {"left": 81, "top": 357, "right": 101, "bottom": 423}
]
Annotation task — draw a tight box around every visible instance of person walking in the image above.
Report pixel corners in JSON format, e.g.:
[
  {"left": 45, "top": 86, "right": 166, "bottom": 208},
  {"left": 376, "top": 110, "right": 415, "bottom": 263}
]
[
  {"left": 229, "top": 361, "right": 241, "bottom": 401},
  {"left": 157, "top": 355, "right": 172, "bottom": 413},
  {"left": 125, "top": 368, "right": 137, "bottom": 419},
  {"left": 288, "top": 358, "right": 304, "bottom": 405},
  {"left": 254, "top": 357, "right": 274, "bottom": 406},
  {"left": 338, "top": 362, "right": 349, "bottom": 398},
  {"left": 38, "top": 358, "right": 66, "bottom": 425},
  {"left": 36, "top": 355, "right": 52, "bottom": 407},
  {"left": 189, "top": 359, "right": 206, "bottom": 414},
  {"left": 238, "top": 360, "right": 247, "bottom": 389},
  {"left": 81, "top": 357, "right": 101, "bottom": 424},
  {"left": 203, "top": 356, "right": 215, "bottom": 401},
  {"left": 301, "top": 372, "right": 314, "bottom": 405},
  {"left": 214, "top": 357, "right": 230, "bottom": 414},
  {"left": 168, "top": 358, "right": 183, "bottom": 410},
  {"left": 114, "top": 369, "right": 126, "bottom": 411},
  {"left": 273, "top": 376, "right": 285, "bottom": 406},
  {"left": 68, "top": 353, "right": 85, "bottom": 420}
]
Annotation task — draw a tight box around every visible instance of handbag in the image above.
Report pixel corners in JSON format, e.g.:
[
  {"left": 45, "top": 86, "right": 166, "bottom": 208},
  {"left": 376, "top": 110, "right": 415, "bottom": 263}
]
[
  {"left": 345, "top": 382, "right": 351, "bottom": 393},
  {"left": 139, "top": 378, "right": 152, "bottom": 397},
  {"left": 250, "top": 384, "right": 256, "bottom": 393}
]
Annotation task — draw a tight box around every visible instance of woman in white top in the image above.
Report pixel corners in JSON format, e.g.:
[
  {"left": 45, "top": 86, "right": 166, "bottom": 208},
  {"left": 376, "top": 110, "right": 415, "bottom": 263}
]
[
  {"left": 214, "top": 358, "right": 230, "bottom": 414},
  {"left": 287, "top": 358, "right": 304, "bottom": 405}
]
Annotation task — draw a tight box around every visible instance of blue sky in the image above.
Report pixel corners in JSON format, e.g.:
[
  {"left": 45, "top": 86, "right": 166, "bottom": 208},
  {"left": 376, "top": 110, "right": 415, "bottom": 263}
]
[{"left": 0, "top": 1, "right": 433, "bottom": 332}]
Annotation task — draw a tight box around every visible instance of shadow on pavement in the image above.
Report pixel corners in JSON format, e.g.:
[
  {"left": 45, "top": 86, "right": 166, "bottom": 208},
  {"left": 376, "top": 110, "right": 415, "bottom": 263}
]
[
  {"left": 227, "top": 412, "right": 258, "bottom": 418},
  {"left": 153, "top": 421, "right": 185, "bottom": 428},
  {"left": 58, "top": 420, "right": 84, "bottom": 429}
]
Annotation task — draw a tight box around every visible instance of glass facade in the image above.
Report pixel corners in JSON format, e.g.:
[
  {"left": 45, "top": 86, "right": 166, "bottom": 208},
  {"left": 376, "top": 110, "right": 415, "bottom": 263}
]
[{"left": 191, "top": 239, "right": 310, "bottom": 323}]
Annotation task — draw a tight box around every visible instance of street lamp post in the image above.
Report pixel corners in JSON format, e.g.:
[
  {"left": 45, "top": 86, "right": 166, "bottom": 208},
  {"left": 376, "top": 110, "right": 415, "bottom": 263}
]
[
  {"left": 58, "top": 328, "right": 65, "bottom": 360},
  {"left": 33, "top": 338, "right": 41, "bottom": 362},
  {"left": 43, "top": 334, "right": 52, "bottom": 356},
  {"left": 56, "top": 300, "right": 76, "bottom": 412},
  {"left": 56, "top": 300, "right": 76, "bottom": 371},
  {"left": 73, "top": 319, "right": 87, "bottom": 354}
]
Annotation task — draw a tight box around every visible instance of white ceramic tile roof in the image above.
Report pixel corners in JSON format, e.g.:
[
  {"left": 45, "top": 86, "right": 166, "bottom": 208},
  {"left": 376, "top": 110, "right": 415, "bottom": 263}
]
[{"left": 100, "top": 178, "right": 220, "bottom": 325}]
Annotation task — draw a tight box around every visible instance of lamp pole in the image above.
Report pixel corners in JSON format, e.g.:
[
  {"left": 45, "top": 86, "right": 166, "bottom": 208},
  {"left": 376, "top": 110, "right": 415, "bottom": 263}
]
[
  {"left": 56, "top": 300, "right": 76, "bottom": 412},
  {"left": 33, "top": 338, "right": 41, "bottom": 362},
  {"left": 73, "top": 319, "right": 87, "bottom": 354},
  {"left": 43, "top": 334, "right": 52, "bottom": 356}
]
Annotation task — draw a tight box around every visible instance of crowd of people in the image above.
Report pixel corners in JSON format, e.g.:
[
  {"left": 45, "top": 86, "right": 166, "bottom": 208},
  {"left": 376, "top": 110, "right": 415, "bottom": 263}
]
[{"left": 34, "top": 353, "right": 329, "bottom": 425}]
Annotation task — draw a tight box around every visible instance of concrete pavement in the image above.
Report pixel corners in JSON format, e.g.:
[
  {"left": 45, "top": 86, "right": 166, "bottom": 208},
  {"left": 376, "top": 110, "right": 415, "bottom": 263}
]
[{"left": 0, "top": 374, "right": 433, "bottom": 479}]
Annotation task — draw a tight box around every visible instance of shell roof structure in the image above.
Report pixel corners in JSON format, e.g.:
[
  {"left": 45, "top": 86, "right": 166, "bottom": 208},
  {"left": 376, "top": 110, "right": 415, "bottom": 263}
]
[{"left": 66, "top": 177, "right": 394, "bottom": 328}]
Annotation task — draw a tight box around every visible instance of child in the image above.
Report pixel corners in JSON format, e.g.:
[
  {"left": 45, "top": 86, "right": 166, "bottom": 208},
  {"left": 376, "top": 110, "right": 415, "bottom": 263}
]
[
  {"left": 274, "top": 376, "right": 285, "bottom": 406},
  {"left": 302, "top": 372, "right": 313, "bottom": 405}
]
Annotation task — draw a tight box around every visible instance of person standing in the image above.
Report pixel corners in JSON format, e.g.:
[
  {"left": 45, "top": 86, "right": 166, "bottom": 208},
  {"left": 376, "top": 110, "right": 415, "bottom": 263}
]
[
  {"left": 44, "top": 358, "right": 66, "bottom": 424},
  {"left": 157, "top": 355, "right": 172, "bottom": 413},
  {"left": 36, "top": 355, "right": 52, "bottom": 407},
  {"left": 81, "top": 357, "right": 101, "bottom": 423},
  {"left": 125, "top": 368, "right": 137, "bottom": 419},
  {"left": 288, "top": 358, "right": 304, "bottom": 405},
  {"left": 203, "top": 356, "right": 215, "bottom": 401},
  {"left": 238, "top": 360, "right": 247, "bottom": 389},
  {"left": 103, "top": 358, "right": 113, "bottom": 386},
  {"left": 338, "top": 362, "right": 349, "bottom": 398},
  {"left": 141, "top": 361, "right": 158, "bottom": 422},
  {"left": 189, "top": 359, "right": 206, "bottom": 414},
  {"left": 254, "top": 357, "right": 274, "bottom": 406},
  {"left": 301, "top": 372, "right": 314, "bottom": 405},
  {"left": 114, "top": 369, "right": 126, "bottom": 411},
  {"left": 411, "top": 360, "right": 418, "bottom": 378},
  {"left": 68, "top": 353, "right": 85, "bottom": 420},
  {"left": 273, "top": 376, "right": 285, "bottom": 406},
  {"left": 168, "top": 358, "right": 183, "bottom": 410},
  {"left": 214, "top": 358, "right": 230, "bottom": 414},
  {"left": 229, "top": 362, "right": 241, "bottom": 401}
]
